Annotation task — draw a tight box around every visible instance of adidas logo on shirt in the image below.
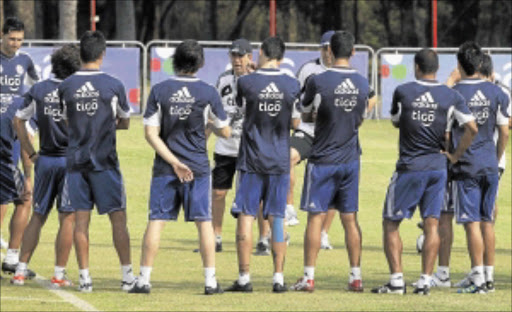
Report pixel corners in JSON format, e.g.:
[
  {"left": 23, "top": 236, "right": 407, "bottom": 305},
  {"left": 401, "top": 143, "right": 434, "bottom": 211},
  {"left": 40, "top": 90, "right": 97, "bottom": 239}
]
[
  {"left": 468, "top": 90, "right": 490, "bottom": 124},
  {"left": 468, "top": 90, "right": 490, "bottom": 107},
  {"left": 170, "top": 87, "right": 195, "bottom": 103},
  {"left": 74, "top": 81, "right": 100, "bottom": 99},
  {"left": 412, "top": 92, "right": 438, "bottom": 109},
  {"left": 412, "top": 91, "right": 437, "bottom": 126},
  {"left": 334, "top": 78, "right": 359, "bottom": 95},
  {"left": 44, "top": 89, "right": 60, "bottom": 103},
  {"left": 258, "top": 82, "right": 284, "bottom": 100}
]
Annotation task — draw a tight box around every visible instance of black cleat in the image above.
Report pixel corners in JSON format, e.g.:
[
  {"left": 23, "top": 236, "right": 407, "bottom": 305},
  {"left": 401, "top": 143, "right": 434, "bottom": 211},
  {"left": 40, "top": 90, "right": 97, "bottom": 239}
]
[
  {"left": 205, "top": 283, "right": 224, "bottom": 295},
  {"left": 1, "top": 262, "right": 36, "bottom": 279},
  {"left": 485, "top": 281, "right": 495, "bottom": 293},
  {"left": 272, "top": 283, "right": 288, "bottom": 293},
  {"left": 128, "top": 283, "right": 151, "bottom": 294},
  {"left": 371, "top": 283, "right": 406, "bottom": 294},
  {"left": 225, "top": 280, "right": 253, "bottom": 292},
  {"left": 413, "top": 286, "right": 430, "bottom": 295},
  {"left": 215, "top": 241, "right": 222, "bottom": 252}
]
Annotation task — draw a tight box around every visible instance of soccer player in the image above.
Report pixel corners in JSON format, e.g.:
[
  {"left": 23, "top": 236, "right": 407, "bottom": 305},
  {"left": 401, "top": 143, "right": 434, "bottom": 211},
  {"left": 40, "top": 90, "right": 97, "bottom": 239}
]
[
  {"left": 371, "top": 48, "right": 477, "bottom": 295},
  {"left": 226, "top": 37, "right": 300, "bottom": 293},
  {"left": 58, "top": 30, "right": 135, "bottom": 293},
  {"left": 10, "top": 44, "right": 81, "bottom": 286},
  {"left": 449, "top": 42, "right": 509, "bottom": 294},
  {"left": 0, "top": 16, "right": 39, "bottom": 276},
  {"left": 290, "top": 31, "right": 372, "bottom": 293},
  {"left": 129, "top": 40, "right": 229, "bottom": 295},
  {"left": 209, "top": 38, "right": 253, "bottom": 253}
]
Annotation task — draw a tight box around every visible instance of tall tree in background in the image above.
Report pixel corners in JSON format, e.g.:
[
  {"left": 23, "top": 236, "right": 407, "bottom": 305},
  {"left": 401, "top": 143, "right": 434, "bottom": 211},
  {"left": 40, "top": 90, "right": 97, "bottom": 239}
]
[
  {"left": 59, "top": 0, "right": 77, "bottom": 39},
  {"left": 116, "top": 0, "right": 136, "bottom": 40},
  {"left": 228, "top": 0, "right": 258, "bottom": 40},
  {"left": 321, "top": 0, "right": 341, "bottom": 32},
  {"left": 12, "top": 0, "right": 35, "bottom": 38},
  {"left": 206, "top": 0, "right": 218, "bottom": 40}
]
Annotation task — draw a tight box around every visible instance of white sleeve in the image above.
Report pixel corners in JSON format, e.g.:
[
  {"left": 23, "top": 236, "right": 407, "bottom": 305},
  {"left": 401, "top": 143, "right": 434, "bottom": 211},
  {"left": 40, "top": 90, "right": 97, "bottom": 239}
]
[
  {"left": 15, "top": 100, "right": 36, "bottom": 120},
  {"left": 112, "top": 96, "right": 131, "bottom": 119},
  {"left": 292, "top": 99, "right": 301, "bottom": 119},
  {"left": 453, "top": 108, "right": 475, "bottom": 127},
  {"left": 143, "top": 102, "right": 162, "bottom": 127}
]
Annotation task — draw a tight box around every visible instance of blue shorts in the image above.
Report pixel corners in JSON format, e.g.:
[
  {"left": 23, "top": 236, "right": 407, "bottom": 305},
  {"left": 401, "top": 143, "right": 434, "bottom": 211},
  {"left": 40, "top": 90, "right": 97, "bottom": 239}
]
[
  {"left": 231, "top": 171, "right": 289, "bottom": 219},
  {"left": 0, "top": 161, "right": 24, "bottom": 205},
  {"left": 453, "top": 174, "right": 499, "bottom": 223},
  {"left": 148, "top": 174, "right": 211, "bottom": 222},
  {"left": 383, "top": 170, "right": 447, "bottom": 221},
  {"left": 300, "top": 161, "right": 359, "bottom": 214},
  {"left": 33, "top": 156, "right": 66, "bottom": 215},
  {"left": 60, "top": 168, "right": 126, "bottom": 215}
]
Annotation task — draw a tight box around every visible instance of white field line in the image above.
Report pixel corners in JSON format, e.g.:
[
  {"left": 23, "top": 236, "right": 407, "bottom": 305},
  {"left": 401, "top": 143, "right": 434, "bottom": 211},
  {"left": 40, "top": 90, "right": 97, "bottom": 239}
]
[{"left": 33, "top": 275, "right": 100, "bottom": 312}]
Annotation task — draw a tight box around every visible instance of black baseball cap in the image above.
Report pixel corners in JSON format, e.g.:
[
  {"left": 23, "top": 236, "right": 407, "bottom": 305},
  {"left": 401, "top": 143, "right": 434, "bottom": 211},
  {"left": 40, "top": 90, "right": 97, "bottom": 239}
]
[{"left": 230, "top": 39, "right": 252, "bottom": 55}]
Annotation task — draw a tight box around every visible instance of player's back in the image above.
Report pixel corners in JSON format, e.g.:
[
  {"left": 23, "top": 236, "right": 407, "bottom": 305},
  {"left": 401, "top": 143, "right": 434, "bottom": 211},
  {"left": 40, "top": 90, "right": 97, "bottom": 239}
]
[
  {"left": 145, "top": 76, "right": 226, "bottom": 177},
  {"left": 393, "top": 80, "right": 466, "bottom": 172},
  {"left": 306, "top": 68, "right": 370, "bottom": 164},
  {"left": 452, "top": 79, "right": 510, "bottom": 177},
  {"left": 236, "top": 68, "right": 300, "bottom": 174},
  {"left": 0, "top": 96, "right": 23, "bottom": 162},
  {"left": 59, "top": 70, "right": 129, "bottom": 171}
]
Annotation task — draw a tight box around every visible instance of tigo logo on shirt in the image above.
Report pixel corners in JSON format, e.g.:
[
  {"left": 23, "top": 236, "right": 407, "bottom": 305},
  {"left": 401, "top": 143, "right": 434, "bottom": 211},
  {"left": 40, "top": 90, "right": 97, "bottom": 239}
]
[
  {"left": 258, "top": 82, "right": 283, "bottom": 117},
  {"left": 411, "top": 92, "right": 438, "bottom": 127}
]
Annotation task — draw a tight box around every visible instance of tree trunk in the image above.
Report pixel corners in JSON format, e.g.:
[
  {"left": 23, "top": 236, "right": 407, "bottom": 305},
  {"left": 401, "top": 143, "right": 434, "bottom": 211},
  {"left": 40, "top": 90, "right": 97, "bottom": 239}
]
[
  {"left": 353, "top": 0, "right": 359, "bottom": 42},
  {"left": 205, "top": 0, "right": 217, "bottom": 40},
  {"left": 115, "top": 0, "right": 136, "bottom": 40},
  {"left": 488, "top": 0, "right": 497, "bottom": 46},
  {"left": 59, "top": 0, "right": 77, "bottom": 40},
  {"left": 13, "top": 0, "right": 35, "bottom": 39},
  {"left": 0, "top": 0, "right": 4, "bottom": 28},
  {"left": 227, "top": 0, "right": 257, "bottom": 40},
  {"left": 379, "top": 0, "right": 394, "bottom": 45}
]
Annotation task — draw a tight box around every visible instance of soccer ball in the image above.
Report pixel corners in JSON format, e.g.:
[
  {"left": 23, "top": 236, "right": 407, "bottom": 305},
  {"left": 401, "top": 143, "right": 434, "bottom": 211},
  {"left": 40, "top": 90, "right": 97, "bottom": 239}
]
[{"left": 416, "top": 234, "right": 425, "bottom": 254}]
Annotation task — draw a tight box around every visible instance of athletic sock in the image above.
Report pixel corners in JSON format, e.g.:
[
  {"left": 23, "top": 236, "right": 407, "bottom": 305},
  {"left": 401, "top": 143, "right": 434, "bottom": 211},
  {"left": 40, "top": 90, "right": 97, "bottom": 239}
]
[
  {"left": 273, "top": 272, "right": 284, "bottom": 285},
  {"left": 484, "top": 266, "right": 494, "bottom": 282},
  {"left": 54, "top": 266, "right": 66, "bottom": 280},
  {"left": 204, "top": 267, "right": 217, "bottom": 288},
  {"left": 390, "top": 272, "right": 404, "bottom": 287},
  {"left": 4, "top": 249, "right": 19, "bottom": 265},
  {"left": 304, "top": 266, "right": 315, "bottom": 280},
  {"left": 437, "top": 266, "right": 450, "bottom": 280},
  {"left": 15, "top": 262, "right": 27, "bottom": 276},
  {"left": 470, "top": 266, "right": 485, "bottom": 287},
  {"left": 121, "top": 264, "right": 135, "bottom": 283},
  {"left": 418, "top": 274, "right": 432, "bottom": 288},
  {"left": 349, "top": 267, "right": 361, "bottom": 283},
  {"left": 215, "top": 235, "right": 222, "bottom": 244},
  {"left": 79, "top": 269, "right": 91, "bottom": 284},
  {"left": 238, "top": 273, "right": 250, "bottom": 286},
  {"left": 138, "top": 266, "right": 152, "bottom": 286}
]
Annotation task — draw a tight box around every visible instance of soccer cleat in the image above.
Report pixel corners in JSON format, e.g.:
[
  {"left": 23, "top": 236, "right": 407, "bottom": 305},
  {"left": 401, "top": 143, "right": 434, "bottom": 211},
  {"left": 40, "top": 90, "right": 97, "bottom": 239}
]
[
  {"left": 457, "top": 282, "right": 487, "bottom": 294},
  {"left": 290, "top": 277, "right": 315, "bottom": 292},
  {"left": 285, "top": 206, "right": 300, "bottom": 226},
  {"left": 320, "top": 232, "right": 333, "bottom": 250},
  {"left": 273, "top": 282, "right": 288, "bottom": 293},
  {"left": 412, "top": 273, "right": 451, "bottom": 288},
  {"left": 205, "top": 283, "right": 223, "bottom": 295},
  {"left": 215, "top": 241, "right": 223, "bottom": 252},
  {"left": 413, "top": 286, "right": 430, "bottom": 295},
  {"left": 348, "top": 279, "right": 363, "bottom": 292},
  {"left": 78, "top": 282, "right": 93, "bottom": 293},
  {"left": 254, "top": 241, "right": 270, "bottom": 256},
  {"left": 371, "top": 283, "right": 406, "bottom": 294},
  {"left": 454, "top": 274, "right": 472, "bottom": 288},
  {"left": 121, "top": 279, "right": 136, "bottom": 291},
  {"left": 10, "top": 274, "right": 25, "bottom": 286},
  {"left": 417, "top": 221, "right": 424, "bottom": 230},
  {"left": 485, "top": 281, "right": 495, "bottom": 293},
  {"left": 51, "top": 276, "right": 73, "bottom": 287},
  {"left": 128, "top": 283, "right": 151, "bottom": 294},
  {"left": 2, "top": 262, "right": 36, "bottom": 279},
  {"left": 225, "top": 280, "right": 253, "bottom": 292}
]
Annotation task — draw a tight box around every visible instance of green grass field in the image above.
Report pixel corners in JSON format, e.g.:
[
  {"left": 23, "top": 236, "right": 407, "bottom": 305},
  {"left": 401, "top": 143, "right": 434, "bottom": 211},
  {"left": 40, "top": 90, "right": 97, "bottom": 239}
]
[{"left": 1, "top": 118, "right": 511, "bottom": 311}]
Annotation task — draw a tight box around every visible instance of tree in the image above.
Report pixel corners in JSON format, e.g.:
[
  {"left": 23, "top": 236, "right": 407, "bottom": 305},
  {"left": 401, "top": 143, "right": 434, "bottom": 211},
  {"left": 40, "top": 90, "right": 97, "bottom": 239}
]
[
  {"left": 11, "top": 0, "right": 35, "bottom": 39},
  {"left": 116, "top": 0, "right": 136, "bottom": 40},
  {"left": 59, "top": 0, "right": 77, "bottom": 40},
  {"left": 227, "top": 0, "right": 259, "bottom": 40}
]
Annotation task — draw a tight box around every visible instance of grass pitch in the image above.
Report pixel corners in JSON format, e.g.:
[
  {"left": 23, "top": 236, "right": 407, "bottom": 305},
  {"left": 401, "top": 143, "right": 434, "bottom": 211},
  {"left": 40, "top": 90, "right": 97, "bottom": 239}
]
[{"left": 1, "top": 118, "right": 510, "bottom": 311}]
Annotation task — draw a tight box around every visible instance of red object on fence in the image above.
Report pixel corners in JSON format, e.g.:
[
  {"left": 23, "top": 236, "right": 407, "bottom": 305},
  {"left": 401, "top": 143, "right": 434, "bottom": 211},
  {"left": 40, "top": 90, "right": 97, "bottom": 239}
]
[
  {"left": 270, "top": 0, "right": 276, "bottom": 36},
  {"left": 432, "top": 0, "right": 437, "bottom": 47},
  {"left": 91, "top": 0, "right": 97, "bottom": 31}
]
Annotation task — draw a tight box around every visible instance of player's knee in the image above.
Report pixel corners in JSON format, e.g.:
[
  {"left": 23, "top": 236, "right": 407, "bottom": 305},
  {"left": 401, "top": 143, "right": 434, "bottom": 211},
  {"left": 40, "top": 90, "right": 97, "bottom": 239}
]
[
  {"left": 290, "top": 148, "right": 301, "bottom": 166},
  {"left": 212, "top": 189, "right": 228, "bottom": 200}
]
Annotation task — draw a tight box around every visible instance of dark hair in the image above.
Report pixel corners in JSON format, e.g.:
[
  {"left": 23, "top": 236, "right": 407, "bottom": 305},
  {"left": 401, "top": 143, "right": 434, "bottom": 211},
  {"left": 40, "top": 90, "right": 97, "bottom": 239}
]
[
  {"left": 479, "top": 54, "right": 493, "bottom": 78},
  {"left": 51, "top": 44, "right": 81, "bottom": 79},
  {"left": 414, "top": 48, "right": 439, "bottom": 74},
  {"left": 457, "top": 41, "right": 483, "bottom": 76},
  {"left": 330, "top": 31, "right": 354, "bottom": 58},
  {"left": 172, "top": 40, "right": 204, "bottom": 74},
  {"left": 2, "top": 17, "right": 24, "bottom": 34},
  {"left": 261, "top": 37, "right": 285, "bottom": 61},
  {"left": 80, "top": 30, "right": 106, "bottom": 63}
]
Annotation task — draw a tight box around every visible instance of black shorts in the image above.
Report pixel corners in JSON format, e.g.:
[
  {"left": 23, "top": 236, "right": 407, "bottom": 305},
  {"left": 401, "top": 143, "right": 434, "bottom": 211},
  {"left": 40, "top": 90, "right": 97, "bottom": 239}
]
[
  {"left": 290, "top": 130, "right": 314, "bottom": 162},
  {"left": 212, "top": 153, "right": 238, "bottom": 190}
]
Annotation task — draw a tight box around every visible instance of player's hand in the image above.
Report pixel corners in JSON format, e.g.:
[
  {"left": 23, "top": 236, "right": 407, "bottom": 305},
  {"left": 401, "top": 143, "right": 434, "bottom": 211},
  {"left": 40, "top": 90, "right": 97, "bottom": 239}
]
[
  {"left": 446, "top": 69, "right": 461, "bottom": 87},
  {"left": 441, "top": 150, "right": 457, "bottom": 164},
  {"left": 21, "top": 177, "right": 33, "bottom": 202},
  {"left": 246, "top": 61, "right": 257, "bottom": 73},
  {"left": 172, "top": 162, "right": 194, "bottom": 183}
]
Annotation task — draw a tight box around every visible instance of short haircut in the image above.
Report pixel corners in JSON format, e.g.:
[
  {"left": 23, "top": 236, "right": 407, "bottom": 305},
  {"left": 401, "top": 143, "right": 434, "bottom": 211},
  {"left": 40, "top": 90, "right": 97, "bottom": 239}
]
[
  {"left": 479, "top": 54, "right": 493, "bottom": 78},
  {"left": 2, "top": 17, "right": 24, "bottom": 34},
  {"left": 51, "top": 44, "right": 81, "bottom": 80},
  {"left": 261, "top": 37, "right": 285, "bottom": 61},
  {"left": 172, "top": 40, "right": 204, "bottom": 74},
  {"left": 457, "top": 41, "right": 483, "bottom": 76},
  {"left": 80, "top": 30, "right": 106, "bottom": 63},
  {"left": 414, "top": 48, "right": 439, "bottom": 74},
  {"left": 330, "top": 31, "right": 355, "bottom": 58}
]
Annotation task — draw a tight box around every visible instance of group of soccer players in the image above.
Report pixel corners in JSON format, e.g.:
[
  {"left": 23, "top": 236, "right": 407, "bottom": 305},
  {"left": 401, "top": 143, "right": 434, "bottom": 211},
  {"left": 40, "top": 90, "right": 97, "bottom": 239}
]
[{"left": 0, "top": 15, "right": 510, "bottom": 297}]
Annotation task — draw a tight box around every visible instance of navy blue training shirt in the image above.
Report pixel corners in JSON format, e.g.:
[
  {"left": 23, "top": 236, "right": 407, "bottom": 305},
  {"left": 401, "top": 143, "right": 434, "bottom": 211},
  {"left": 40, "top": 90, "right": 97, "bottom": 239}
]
[
  {"left": 143, "top": 76, "right": 228, "bottom": 177},
  {"left": 58, "top": 70, "right": 130, "bottom": 172},
  {"left": 0, "top": 96, "right": 23, "bottom": 164},
  {"left": 16, "top": 78, "right": 67, "bottom": 156},
  {"left": 303, "top": 67, "right": 371, "bottom": 164},
  {"left": 391, "top": 79, "right": 474, "bottom": 172},
  {"left": 236, "top": 68, "right": 301, "bottom": 174},
  {"left": 451, "top": 78, "right": 510, "bottom": 178},
  {"left": 0, "top": 51, "right": 39, "bottom": 96}
]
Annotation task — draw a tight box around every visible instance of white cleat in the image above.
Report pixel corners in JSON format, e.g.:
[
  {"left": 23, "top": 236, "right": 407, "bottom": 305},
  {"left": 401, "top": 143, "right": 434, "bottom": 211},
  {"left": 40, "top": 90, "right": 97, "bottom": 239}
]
[
  {"left": 285, "top": 206, "right": 300, "bottom": 226},
  {"left": 320, "top": 232, "right": 333, "bottom": 250},
  {"left": 454, "top": 273, "right": 472, "bottom": 288},
  {"left": 122, "top": 279, "right": 137, "bottom": 292}
]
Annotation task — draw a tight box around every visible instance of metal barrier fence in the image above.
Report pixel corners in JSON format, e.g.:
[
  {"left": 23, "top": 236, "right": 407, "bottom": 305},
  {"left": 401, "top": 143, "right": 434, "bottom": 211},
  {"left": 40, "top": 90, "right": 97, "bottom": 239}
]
[{"left": 376, "top": 47, "right": 512, "bottom": 119}]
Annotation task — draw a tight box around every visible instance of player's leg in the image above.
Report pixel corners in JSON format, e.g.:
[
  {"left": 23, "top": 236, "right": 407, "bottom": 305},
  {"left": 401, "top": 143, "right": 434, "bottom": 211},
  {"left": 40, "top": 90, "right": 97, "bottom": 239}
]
[
  {"left": 211, "top": 189, "right": 228, "bottom": 249},
  {"left": 436, "top": 212, "right": 454, "bottom": 286},
  {"left": 74, "top": 210, "right": 92, "bottom": 291},
  {"left": 479, "top": 173, "right": 499, "bottom": 292},
  {"left": 286, "top": 146, "right": 301, "bottom": 226},
  {"left": 421, "top": 217, "right": 440, "bottom": 278},
  {"left": 255, "top": 205, "right": 270, "bottom": 256},
  {"left": 268, "top": 214, "right": 287, "bottom": 292},
  {"left": 52, "top": 212, "right": 74, "bottom": 286},
  {"left": 341, "top": 212, "right": 363, "bottom": 290},
  {"left": 0, "top": 204, "right": 8, "bottom": 249}
]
